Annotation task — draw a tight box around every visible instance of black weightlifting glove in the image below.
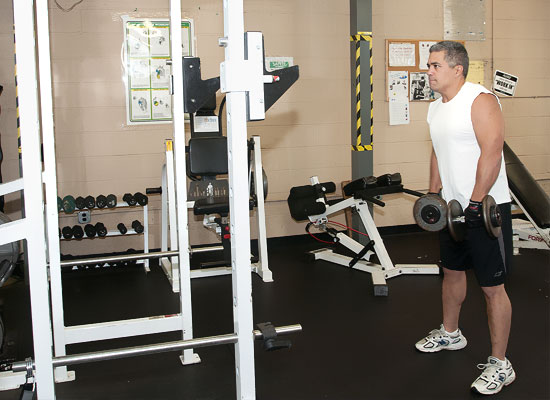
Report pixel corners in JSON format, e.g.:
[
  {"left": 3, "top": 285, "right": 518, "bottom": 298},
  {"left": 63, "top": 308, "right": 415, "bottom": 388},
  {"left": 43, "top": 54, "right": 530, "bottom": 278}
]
[{"left": 464, "top": 199, "right": 484, "bottom": 228}]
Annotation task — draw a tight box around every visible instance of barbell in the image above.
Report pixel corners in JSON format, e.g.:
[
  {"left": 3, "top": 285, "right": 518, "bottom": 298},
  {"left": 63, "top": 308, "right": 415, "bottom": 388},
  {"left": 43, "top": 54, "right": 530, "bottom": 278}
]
[{"left": 413, "top": 194, "right": 502, "bottom": 241}]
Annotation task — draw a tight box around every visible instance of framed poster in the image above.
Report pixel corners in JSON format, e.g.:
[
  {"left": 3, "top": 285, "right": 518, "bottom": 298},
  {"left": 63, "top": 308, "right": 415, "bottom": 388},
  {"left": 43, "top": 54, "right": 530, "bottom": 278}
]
[{"left": 122, "top": 17, "right": 195, "bottom": 125}]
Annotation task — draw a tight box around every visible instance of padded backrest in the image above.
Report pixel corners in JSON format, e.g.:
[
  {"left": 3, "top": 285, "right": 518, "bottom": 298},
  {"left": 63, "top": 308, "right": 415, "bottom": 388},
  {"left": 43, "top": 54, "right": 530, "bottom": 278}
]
[
  {"left": 188, "top": 136, "right": 228, "bottom": 176},
  {"left": 504, "top": 142, "right": 550, "bottom": 228}
]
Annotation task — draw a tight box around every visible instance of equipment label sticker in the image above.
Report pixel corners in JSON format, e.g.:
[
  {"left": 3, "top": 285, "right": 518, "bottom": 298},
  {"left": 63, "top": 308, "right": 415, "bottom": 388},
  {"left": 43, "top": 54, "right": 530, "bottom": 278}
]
[{"left": 493, "top": 70, "right": 518, "bottom": 96}]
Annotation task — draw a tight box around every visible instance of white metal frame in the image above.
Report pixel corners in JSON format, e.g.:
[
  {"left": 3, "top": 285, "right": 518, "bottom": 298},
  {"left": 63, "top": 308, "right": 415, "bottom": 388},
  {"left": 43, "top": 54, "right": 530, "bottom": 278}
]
[
  {"left": 306, "top": 177, "right": 440, "bottom": 296},
  {"left": 159, "top": 136, "right": 272, "bottom": 292},
  {"left": 3, "top": 0, "right": 278, "bottom": 397}
]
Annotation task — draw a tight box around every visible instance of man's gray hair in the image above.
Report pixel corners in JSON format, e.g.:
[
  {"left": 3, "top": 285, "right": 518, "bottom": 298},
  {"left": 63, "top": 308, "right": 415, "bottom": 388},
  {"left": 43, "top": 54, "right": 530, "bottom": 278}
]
[{"left": 430, "top": 41, "right": 469, "bottom": 78}]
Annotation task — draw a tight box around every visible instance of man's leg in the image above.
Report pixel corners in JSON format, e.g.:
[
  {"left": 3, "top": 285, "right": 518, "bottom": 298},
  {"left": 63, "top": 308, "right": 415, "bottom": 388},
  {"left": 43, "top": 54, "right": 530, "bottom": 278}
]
[
  {"left": 481, "top": 284, "right": 512, "bottom": 360},
  {"left": 442, "top": 267, "right": 467, "bottom": 332}
]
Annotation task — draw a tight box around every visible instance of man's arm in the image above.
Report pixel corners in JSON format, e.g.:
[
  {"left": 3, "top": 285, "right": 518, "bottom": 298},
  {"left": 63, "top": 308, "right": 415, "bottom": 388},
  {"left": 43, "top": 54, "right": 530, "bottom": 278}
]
[
  {"left": 429, "top": 148, "right": 442, "bottom": 193},
  {"left": 470, "top": 93, "right": 505, "bottom": 202}
]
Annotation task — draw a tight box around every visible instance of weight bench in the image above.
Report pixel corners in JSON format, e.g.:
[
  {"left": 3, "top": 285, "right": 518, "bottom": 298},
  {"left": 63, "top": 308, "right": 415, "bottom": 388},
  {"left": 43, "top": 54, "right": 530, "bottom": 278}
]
[
  {"left": 504, "top": 142, "right": 550, "bottom": 251},
  {"left": 288, "top": 174, "right": 440, "bottom": 296}
]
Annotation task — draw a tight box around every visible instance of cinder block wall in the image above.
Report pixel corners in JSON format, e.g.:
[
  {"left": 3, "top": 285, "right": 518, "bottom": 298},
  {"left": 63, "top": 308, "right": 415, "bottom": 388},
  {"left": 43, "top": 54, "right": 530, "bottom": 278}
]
[{"left": 0, "top": 0, "right": 547, "bottom": 256}]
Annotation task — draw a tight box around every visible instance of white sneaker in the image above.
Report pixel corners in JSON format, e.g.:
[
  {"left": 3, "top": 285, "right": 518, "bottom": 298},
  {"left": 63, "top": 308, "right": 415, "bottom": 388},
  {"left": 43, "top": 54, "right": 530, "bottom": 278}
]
[
  {"left": 471, "top": 356, "right": 516, "bottom": 395},
  {"left": 415, "top": 324, "right": 467, "bottom": 353}
]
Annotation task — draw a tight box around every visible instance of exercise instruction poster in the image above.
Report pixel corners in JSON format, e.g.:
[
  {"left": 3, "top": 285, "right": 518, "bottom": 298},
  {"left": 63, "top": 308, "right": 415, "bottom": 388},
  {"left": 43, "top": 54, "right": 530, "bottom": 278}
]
[{"left": 123, "top": 17, "right": 194, "bottom": 125}]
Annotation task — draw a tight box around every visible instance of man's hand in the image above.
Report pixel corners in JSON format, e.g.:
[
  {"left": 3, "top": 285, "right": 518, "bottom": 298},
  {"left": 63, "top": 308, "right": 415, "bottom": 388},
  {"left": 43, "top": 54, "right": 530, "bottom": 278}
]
[{"left": 464, "top": 199, "right": 484, "bottom": 228}]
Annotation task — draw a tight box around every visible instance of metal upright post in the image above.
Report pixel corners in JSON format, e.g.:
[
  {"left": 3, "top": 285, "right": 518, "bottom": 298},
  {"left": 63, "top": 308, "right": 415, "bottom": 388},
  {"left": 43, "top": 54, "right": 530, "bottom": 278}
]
[
  {"left": 169, "top": 0, "right": 200, "bottom": 366},
  {"left": 221, "top": 0, "right": 256, "bottom": 398},
  {"left": 11, "top": 0, "right": 56, "bottom": 397},
  {"left": 35, "top": 0, "right": 74, "bottom": 384}
]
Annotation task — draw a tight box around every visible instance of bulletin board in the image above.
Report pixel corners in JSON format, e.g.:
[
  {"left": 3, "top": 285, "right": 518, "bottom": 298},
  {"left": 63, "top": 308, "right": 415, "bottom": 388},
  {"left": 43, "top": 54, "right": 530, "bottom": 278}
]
[{"left": 385, "top": 39, "right": 464, "bottom": 102}]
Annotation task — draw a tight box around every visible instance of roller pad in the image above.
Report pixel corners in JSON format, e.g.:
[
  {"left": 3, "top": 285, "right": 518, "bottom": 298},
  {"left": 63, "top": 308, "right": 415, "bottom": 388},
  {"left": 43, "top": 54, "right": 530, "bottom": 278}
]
[
  {"left": 376, "top": 173, "right": 402, "bottom": 187},
  {"left": 287, "top": 185, "right": 327, "bottom": 221},
  {"left": 343, "top": 176, "right": 377, "bottom": 196}
]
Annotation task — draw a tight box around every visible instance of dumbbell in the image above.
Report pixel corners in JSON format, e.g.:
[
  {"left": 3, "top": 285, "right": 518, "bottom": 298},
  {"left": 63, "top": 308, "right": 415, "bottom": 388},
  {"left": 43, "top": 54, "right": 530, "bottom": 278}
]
[
  {"left": 413, "top": 194, "right": 502, "bottom": 241},
  {"left": 75, "top": 196, "right": 86, "bottom": 210},
  {"left": 134, "top": 192, "right": 148, "bottom": 206},
  {"left": 72, "top": 225, "right": 84, "bottom": 239},
  {"left": 84, "top": 224, "right": 96, "bottom": 238},
  {"left": 95, "top": 222, "right": 108, "bottom": 237},
  {"left": 131, "top": 220, "right": 144, "bottom": 234},
  {"left": 122, "top": 193, "right": 137, "bottom": 206},
  {"left": 62, "top": 195, "right": 76, "bottom": 213},
  {"left": 84, "top": 195, "right": 96, "bottom": 209},
  {"left": 61, "top": 226, "right": 73, "bottom": 239},
  {"left": 57, "top": 197, "right": 63, "bottom": 213},
  {"left": 106, "top": 194, "right": 117, "bottom": 208},
  {"left": 96, "top": 195, "right": 108, "bottom": 209},
  {"left": 117, "top": 223, "right": 127, "bottom": 235}
]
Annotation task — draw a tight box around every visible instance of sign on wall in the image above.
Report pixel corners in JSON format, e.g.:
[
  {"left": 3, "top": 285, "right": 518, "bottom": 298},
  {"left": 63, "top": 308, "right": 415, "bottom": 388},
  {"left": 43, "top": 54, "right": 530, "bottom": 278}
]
[
  {"left": 493, "top": 70, "right": 519, "bottom": 97},
  {"left": 122, "top": 17, "right": 195, "bottom": 125}
]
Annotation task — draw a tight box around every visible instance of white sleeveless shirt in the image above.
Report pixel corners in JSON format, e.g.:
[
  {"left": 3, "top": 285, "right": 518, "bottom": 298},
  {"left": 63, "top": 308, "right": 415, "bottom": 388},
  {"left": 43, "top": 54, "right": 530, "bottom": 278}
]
[{"left": 427, "top": 82, "right": 510, "bottom": 209}]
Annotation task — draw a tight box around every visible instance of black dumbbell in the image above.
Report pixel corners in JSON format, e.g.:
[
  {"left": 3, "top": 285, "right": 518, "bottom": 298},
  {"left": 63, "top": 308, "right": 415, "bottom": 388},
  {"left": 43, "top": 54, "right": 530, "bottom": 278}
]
[
  {"left": 95, "top": 222, "right": 108, "bottom": 237},
  {"left": 413, "top": 194, "right": 502, "bottom": 241},
  {"left": 61, "top": 226, "right": 73, "bottom": 239},
  {"left": 85, "top": 195, "right": 96, "bottom": 209},
  {"left": 117, "top": 223, "right": 127, "bottom": 235},
  {"left": 134, "top": 192, "right": 148, "bottom": 206},
  {"left": 84, "top": 224, "right": 96, "bottom": 238},
  {"left": 106, "top": 194, "right": 117, "bottom": 208},
  {"left": 72, "top": 225, "right": 84, "bottom": 239},
  {"left": 96, "top": 195, "right": 108, "bottom": 209},
  {"left": 122, "top": 193, "right": 137, "bottom": 206},
  {"left": 75, "top": 196, "right": 86, "bottom": 210},
  {"left": 131, "top": 220, "right": 144, "bottom": 234}
]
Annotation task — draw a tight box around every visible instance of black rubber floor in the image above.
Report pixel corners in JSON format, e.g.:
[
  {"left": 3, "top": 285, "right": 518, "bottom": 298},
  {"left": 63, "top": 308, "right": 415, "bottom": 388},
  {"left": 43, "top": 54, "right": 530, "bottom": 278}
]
[{"left": 0, "top": 231, "right": 548, "bottom": 399}]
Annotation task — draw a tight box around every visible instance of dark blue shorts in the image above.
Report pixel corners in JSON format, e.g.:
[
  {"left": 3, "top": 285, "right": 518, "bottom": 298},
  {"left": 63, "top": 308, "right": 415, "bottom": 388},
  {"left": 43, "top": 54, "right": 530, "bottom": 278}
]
[{"left": 439, "top": 203, "right": 512, "bottom": 287}]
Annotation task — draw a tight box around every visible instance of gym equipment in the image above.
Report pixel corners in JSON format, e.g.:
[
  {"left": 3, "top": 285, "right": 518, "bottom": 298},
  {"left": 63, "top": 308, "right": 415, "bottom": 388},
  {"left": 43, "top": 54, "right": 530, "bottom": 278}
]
[
  {"left": 106, "top": 194, "right": 117, "bottom": 208},
  {"left": 134, "top": 192, "right": 148, "bottom": 206},
  {"left": 503, "top": 142, "right": 550, "bottom": 251},
  {"left": 57, "top": 196, "right": 62, "bottom": 212},
  {"left": 7, "top": 4, "right": 301, "bottom": 397},
  {"left": 75, "top": 196, "right": 86, "bottom": 210},
  {"left": 122, "top": 193, "right": 136, "bottom": 206},
  {"left": 413, "top": 194, "right": 502, "bottom": 241},
  {"left": 131, "top": 220, "right": 144, "bottom": 234},
  {"left": 84, "top": 224, "right": 96, "bottom": 238},
  {"left": 84, "top": 195, "right": 96, "bottom": 209},
  {"left": 0, "top": 212, "right": 20, "bottom": 287},
  {"left": 71, "top": 225, "right": 84, "bottom": 240},
  {"left": 61, "top": 226, "right": 73, "bottom": 240},
  {"left": 96, "top": 195, "right": 107, "bottom": 209},
  {"left": 288, "top": 174, "right": 439, "bottom": 296},
  {"left": 117, "top": 223, "right": 127, "bottom": 235},
  {"left": 62, "top": 195, "right": 76, "bottom": 213},
  {"left": 94, "top": 222, "right": 107, "bottom": 237}
]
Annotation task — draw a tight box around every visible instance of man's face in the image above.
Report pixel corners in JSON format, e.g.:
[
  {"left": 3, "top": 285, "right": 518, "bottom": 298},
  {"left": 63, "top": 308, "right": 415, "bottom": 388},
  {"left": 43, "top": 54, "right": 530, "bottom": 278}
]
[{"left": 427, "top": 51, "right": 461, "bottom": 94}]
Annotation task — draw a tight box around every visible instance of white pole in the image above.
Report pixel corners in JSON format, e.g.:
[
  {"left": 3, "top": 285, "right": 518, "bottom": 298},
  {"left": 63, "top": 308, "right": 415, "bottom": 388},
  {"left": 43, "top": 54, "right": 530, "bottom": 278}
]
[
  {"left": 35, "top": 0, "right": 72, "bottom": 383},
  {"left": 13, "top": 0, "right": 56, "bottom": 397},
  {"left": 222, "top": 0, "right": 256, "bottom": 398},
  {"left": 169, "top": 0, "right": 200, "bottom": 365}
]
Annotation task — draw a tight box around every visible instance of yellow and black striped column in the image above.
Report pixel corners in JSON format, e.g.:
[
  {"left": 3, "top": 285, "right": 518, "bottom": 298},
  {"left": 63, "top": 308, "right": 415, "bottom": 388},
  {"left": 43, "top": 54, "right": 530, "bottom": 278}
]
[{"left": 350, "top": 32, "right": 372, "bottom": 152}]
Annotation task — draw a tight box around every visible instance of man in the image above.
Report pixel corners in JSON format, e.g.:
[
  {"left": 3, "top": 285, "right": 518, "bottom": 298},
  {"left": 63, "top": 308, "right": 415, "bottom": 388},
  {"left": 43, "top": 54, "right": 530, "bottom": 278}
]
[{"left": 414, "top": 41, "right": 515, "bottom": 395}]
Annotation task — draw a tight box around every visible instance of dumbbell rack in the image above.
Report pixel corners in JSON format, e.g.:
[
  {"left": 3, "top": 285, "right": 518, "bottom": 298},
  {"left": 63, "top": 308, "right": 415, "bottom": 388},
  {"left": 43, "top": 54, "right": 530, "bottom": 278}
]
[{"left": 58, "top": 201, "right": 150, "bottom": 269}]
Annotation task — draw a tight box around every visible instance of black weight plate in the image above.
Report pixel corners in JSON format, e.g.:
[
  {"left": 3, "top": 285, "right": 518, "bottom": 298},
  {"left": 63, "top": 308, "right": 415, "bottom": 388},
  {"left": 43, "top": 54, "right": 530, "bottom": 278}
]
[
  {"left": 482, "top": 195, "right": 502, "bottom": 239},
  {"left": 447, "top": 200, "right": 466, "bottom": 242},
  {"left": 413, "top": 194, "right": 447, "bottom": 231}
]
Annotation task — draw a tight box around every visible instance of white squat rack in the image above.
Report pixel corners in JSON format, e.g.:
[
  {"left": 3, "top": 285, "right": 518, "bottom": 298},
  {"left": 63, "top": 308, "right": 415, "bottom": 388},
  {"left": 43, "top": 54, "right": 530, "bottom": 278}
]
[
  {"left": 0, "top": 0, "right": 299, "bottom": 399},
  {"left": 159, "top": 136, "right": 272, "bottom": 292}
]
